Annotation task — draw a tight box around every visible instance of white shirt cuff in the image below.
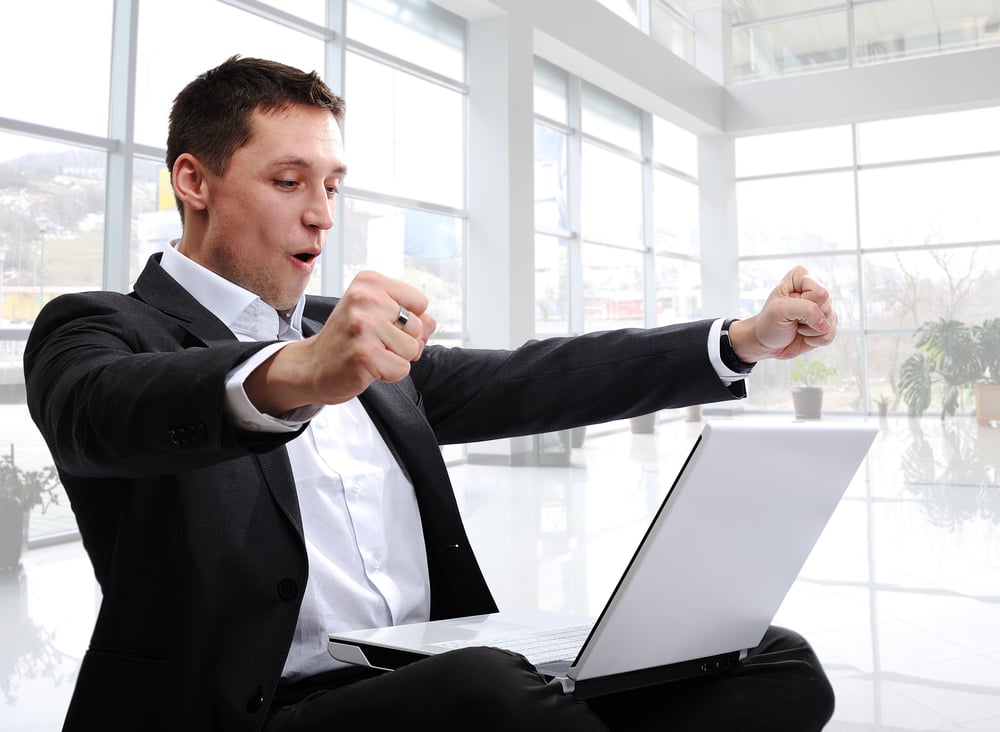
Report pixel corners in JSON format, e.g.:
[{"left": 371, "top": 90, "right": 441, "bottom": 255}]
[
  {"left": 708, "top": 318, "right": 749, "bottom": 385},
  {"left": 225, "top": 342, "right": 323, "bottom": 433}
]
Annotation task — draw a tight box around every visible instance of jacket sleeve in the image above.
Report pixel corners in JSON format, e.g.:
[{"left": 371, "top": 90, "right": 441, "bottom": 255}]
[
  {"left": 409, "top": 320, "right": 745, "bottom": 445},
  {"left": 23, "top": 291, "right": 300, "bottom": 479}
]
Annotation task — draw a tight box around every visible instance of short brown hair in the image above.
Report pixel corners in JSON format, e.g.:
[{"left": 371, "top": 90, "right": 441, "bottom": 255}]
[{"left": 166, "top": 55, "right": 345, "bottom": 220}]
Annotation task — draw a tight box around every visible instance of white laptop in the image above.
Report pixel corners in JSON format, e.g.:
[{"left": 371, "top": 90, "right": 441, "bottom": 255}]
[{"left": 329, "top": 420, "right": 878, "bottom": 698}]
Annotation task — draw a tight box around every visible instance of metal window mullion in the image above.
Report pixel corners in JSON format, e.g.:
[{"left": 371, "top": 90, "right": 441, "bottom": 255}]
[
  {"left": 342, "top": 187, "right": 467, "bottom": 218},
  {"left": 641, "top": 111, "right": 656, "bottom": 328},
  {"left": 345, "top": 38, "right": 468, "bottom": 94},
  {"left": 0, "top": 118, "right": 117, "bottom": 153},
  {"left": 580, "top": 238, "right": 650, "bottom": 254},
  {"left": 736, "top": 149, "right": 1000, "bottom": 184},
  {"left": 534, "top": 114, "right": 575, "bottom": 136},
  {"left": 638, "top": 0, "right": 651, "bottom": 35},
  {"left": 580, "top": 131, "right": 646, "bottom": 164},
  {"left": 567, "top": 75, "right": 584, "bottom": 336},
  {"left": 218, "top": 0, "right": 336, "bottom": 40},
  {"left": 731, "top": 3, "right": 847, "bottom": 30},
  {"left": 104, "top": 0, "right": 139, "bottom": 294},
  {"left": 323, "top": 0, "right": 348, "bottom": 296},
  {"left": 851, "top": 122, "right": 871, "bottom": 411},
  {"left": 653, "top": 160, "right": 698, "bottom": 185}
]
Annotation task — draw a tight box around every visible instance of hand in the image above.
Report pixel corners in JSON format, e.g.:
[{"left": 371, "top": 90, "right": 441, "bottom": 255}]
[
  {"left": 728, "top": 266, "right": 837, "bottom": 363},
  {"left": 245, "top": 270, "right": 436, "bottom": 414}
]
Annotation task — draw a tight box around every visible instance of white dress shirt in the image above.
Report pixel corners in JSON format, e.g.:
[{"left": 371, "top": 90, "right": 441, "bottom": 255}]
[{"left": 159, "top": 243, "right": 431, "bottom": 681}]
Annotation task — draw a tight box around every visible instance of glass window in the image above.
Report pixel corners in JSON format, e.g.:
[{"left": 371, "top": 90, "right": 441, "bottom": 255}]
[
  {"left": 535, "top": 235, "right": 569, "bottom": 335},
  {"left": 654, "top": 256, "right": 701, "bottom": 325},
  {"left": 854, "top": 0, "right": 1000, "bottom": 66},
  {"left": 862, "top": 247, "right": 1000, "bottom": 328},
  {"left": 736, "top": 126, "right": 853, "bottom": 177},
  {"left": 342, "top": 197, "right": 464, "bottom": 335},
  {"left": 594, "top": 0, "right": 640, "bottom": 27},
  {"left": 583, "top": 244, "right": 644, "bottom": 332},
  {"left": 0, "top": 133, "right": 106, "bottom": 312},
  {"left": 858, "top": 108, "right": 1000, "bottom": 165},
  {"left": 730, "top": 1, "right": 840, "bottom": 24},
  {"left": 653, "top": 172, "right": 699, "bottom": 257},
  {"left": 344, "top": 53, "right": 464, "bottom": 208},
  {"left": 347, "top": 0, "right": 465, "bottom": 82},
  {"left": 131, "top": 158, "right": 182, "bottom": 284},
  {"left": 732, "top": 10, "right": 849, "bottom": 82},
  {"left": 0, "top": 0, "right": 114, "bottom": 136},
  {"left": 0, "top": 132, "right": 108, "bottom": 543},
  {"left": 134, "top": 0, "right": 325, "bottom": 148},
  {"left": 581, "top": 144, "right": 643, "bottom": 250},
  {"left": 858, "top": 157, "right": 1000, "bottom": 248},
  {"left": 255, "top": 0, "right": 328, "bottom": 25},
  {"left": 738, "top": 171, "right": 857, "bottom": 256},
  {"left": 581, "top": 84, "right": 642, "bottom": 153},
  {"left": 534, "top": 59, "right": 568, "bottom": 124},
  {"left": 534, "top": 124, "right": 569, "bottom": 233},
  {"left": 653, "top": 116, "right": 698, "bottom": 177},
  {"left": 650, "top": 1, "right": 695, "bottom": 64}
]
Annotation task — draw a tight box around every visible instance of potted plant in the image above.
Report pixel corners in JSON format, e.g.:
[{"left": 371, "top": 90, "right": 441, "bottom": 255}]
[
  {"left": 898, "top": 318, "right": 1000, "bottom": 422},
  {"left": 0, "top": 447, "right": 61, "bottom": 571},
  {"left": 789, "top": 358, "right": 837, "bottom": 420},
  {"left": 874, "top": 393, "right": 891, "bottom": 418},
  {"left": 972, "top": 318, "right": 1000, "bottom": 424}
]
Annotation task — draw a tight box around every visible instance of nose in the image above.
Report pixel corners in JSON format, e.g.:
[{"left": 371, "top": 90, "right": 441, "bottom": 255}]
[{"left": 303, "top": 188, "right": 335, "bottom": 231}]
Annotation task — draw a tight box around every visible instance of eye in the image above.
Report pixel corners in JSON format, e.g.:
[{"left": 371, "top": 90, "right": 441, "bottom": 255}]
[
  {"left": 274, "top": 179, "right": 298, "bottom": 190},
  {"left": 326, "top": 184, "right": 340, "bottom": 198}
]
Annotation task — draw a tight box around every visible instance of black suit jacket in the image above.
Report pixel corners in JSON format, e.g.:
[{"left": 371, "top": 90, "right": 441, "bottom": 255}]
[{"left": 24, "top": 255, "right": 742, "bottom": 731}]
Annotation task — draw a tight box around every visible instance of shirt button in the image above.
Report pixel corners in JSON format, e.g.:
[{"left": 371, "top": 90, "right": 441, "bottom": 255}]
[
  {"left": 371, "top": 556, "right": 382, "bottom": 570},
  {"left": 246, "top": 686, "right": 265, "bottom": 713}
]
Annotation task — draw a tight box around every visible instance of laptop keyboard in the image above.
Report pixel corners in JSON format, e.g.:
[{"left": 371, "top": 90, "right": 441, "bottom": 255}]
[{"left": 430, "top": 624, "right": 593, "bottom": 665}]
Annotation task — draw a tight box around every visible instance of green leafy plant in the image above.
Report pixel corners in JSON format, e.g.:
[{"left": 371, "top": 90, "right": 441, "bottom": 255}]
[
  {"left": 898, "top": 318, "right": 1000, "bottom": 419},
  {"left": 0, "top": 449, "right": 61, "bottom": 512},
  {"left": 789, "top": 358, "right": 837, "bottom": 388},
  {"left": 972, "top": 318, "right": 1000, "bottom": 383}
]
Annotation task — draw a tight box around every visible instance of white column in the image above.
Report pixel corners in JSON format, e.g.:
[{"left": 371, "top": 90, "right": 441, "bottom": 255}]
[
  {"left": 698, "top": 134, "right": 738, "bottom": 318},
  {"left": 690, "top": 0, "right": 734, "bottom": 86},
  {"left": 466, "top": 10, "right": 537, "bottom": 464}
]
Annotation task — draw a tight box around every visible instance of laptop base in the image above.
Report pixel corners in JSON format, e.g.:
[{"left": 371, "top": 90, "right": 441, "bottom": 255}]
[{"left": 544, "top": 650, "right": 744, "bottom": 699}]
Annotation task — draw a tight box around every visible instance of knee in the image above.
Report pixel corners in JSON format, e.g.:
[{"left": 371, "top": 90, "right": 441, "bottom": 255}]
[
  {"left": 432, "top": 646, "right": 541, "bottom": 709},
  {"left": 751, "top": 626, "right": 836, "bottom": 729},
  {"left": 417, "top": 647, "right": 603, "bottom": 731}
]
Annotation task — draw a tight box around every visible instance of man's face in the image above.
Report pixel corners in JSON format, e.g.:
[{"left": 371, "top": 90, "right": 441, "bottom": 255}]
[{"left": 189, "top": 104, "right": 347, "bottom": 311}]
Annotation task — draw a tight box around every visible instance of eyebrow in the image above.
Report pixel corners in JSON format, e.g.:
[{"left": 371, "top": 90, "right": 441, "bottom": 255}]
[{"left": 270, "top": 155, "right": 348, "bottom": 177}]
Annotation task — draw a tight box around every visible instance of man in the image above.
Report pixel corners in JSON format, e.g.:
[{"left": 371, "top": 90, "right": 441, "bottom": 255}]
[{"left": 25, "top": 57, "right": 838, "bottom": 731}]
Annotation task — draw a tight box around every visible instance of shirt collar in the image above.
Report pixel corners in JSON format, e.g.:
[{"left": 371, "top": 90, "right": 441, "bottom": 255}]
[{"left": 160, "top": 240, "right": 305, "bottom": 342}]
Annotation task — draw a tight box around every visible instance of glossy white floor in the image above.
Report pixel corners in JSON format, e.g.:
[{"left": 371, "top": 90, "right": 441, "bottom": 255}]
[{"left": 2, "top": 415, "right": 998, "bottom": 730}]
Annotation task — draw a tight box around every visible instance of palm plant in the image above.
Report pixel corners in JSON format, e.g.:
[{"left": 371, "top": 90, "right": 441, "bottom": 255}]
[{"left": 899, "top": 318, "right": 1000, "bottom": 419}]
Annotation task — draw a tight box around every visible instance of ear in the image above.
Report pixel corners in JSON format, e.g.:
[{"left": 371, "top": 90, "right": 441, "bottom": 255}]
[{"left": 172, "top": 153, "right": 209, "bottom": 215}]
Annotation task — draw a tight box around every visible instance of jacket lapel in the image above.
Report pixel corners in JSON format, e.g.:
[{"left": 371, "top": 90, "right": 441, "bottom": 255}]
[{"left": 133, "top": 254, "right": 305, "bottom": 539}]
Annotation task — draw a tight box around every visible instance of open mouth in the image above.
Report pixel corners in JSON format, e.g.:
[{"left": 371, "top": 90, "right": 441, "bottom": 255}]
[{"left": 293, "top": 252, "right": 318, "bottom": 263}]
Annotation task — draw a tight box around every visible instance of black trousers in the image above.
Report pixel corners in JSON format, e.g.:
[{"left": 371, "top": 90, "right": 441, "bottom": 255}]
[{"left": 263, "top": 626, "right": 834, "bottom": 731}]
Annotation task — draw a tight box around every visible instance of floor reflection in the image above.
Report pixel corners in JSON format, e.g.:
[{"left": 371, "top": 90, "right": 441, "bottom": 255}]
[{"left": 1, "top": 416, "right": 998, "bottom": 730}]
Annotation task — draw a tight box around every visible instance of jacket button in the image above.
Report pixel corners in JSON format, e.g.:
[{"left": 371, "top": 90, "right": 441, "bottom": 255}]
[
  {"left": 277, "top": 578, "right": 298, "bottom": 602},
  {"left": 246, "top": 686, "right": 265, "bottom": 713}
]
